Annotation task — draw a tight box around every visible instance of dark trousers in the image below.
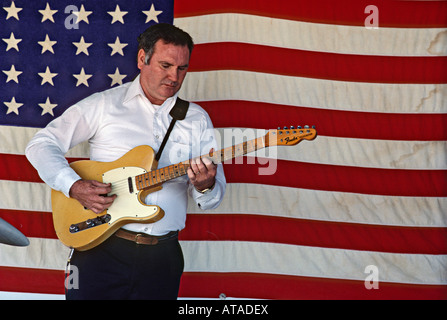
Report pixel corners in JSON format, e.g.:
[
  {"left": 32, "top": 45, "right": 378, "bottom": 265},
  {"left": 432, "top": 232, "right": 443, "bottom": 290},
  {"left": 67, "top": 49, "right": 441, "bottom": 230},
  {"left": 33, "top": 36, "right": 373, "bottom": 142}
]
[{"left": 65, "top": 233, "right": 184, "bottom": 300}]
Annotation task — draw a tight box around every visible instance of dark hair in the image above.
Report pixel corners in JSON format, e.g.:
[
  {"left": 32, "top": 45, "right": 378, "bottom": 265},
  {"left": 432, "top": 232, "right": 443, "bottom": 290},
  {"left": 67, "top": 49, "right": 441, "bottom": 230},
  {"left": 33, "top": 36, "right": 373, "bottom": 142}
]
[{"left": 137, "top": 23, "right": 194, "bottom": 64}]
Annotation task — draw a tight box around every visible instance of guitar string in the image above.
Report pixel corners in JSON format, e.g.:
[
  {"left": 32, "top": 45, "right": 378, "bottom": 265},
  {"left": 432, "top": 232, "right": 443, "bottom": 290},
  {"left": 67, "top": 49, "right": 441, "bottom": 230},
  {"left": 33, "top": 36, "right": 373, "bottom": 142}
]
[{"left": 106, "top": 163, "right": 192, "bottom": 192}]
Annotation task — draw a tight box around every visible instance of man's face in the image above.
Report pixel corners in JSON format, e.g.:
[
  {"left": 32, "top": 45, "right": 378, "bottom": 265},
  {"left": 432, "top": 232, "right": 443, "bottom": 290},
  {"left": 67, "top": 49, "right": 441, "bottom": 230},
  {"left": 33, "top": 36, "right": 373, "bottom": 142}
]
[{"left": 137, "top": 40, "right": 190, "bottom": 105}]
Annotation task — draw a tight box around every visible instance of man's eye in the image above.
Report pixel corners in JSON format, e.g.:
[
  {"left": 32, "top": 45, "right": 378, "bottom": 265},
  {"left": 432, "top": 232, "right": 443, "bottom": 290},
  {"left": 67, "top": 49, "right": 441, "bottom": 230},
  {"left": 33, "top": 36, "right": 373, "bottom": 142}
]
[{"left": 161, "top": 64, "right": 170, "bottom": 69}]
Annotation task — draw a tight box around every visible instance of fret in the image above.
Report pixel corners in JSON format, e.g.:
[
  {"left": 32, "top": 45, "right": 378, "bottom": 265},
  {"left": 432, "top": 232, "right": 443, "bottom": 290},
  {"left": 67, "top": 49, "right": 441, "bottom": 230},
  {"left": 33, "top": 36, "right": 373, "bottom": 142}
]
[
  {"left": 163, "top": 166, "right": 170, "bottom": 181},
  {"left": 153, "top": 172, "right": 157, "bottom": 184}
]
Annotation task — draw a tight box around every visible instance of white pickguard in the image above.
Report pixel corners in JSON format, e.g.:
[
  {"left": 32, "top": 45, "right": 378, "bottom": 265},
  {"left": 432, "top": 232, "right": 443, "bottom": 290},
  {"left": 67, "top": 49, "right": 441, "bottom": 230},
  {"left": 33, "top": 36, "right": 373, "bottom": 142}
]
[{"left": 102, "top": 166, "right": 158, "bottom": 224}]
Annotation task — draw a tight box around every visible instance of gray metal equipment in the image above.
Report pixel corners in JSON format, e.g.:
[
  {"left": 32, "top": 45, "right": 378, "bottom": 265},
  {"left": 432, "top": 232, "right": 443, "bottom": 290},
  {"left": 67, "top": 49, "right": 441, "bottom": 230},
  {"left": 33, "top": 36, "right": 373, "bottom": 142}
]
[{"left": 0, "top": 218, "right": 29, "bottom": 246}]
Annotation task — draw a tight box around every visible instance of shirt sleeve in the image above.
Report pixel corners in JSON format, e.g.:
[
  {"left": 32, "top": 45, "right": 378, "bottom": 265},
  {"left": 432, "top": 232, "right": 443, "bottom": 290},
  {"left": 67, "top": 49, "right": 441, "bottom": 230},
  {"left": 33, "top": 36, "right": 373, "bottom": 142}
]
[
  {"left": 187, "top": 107, "right": 226, "bottom": 210},
  {"left": 25, "top": 94, "right": 102, "bottom": 197}
]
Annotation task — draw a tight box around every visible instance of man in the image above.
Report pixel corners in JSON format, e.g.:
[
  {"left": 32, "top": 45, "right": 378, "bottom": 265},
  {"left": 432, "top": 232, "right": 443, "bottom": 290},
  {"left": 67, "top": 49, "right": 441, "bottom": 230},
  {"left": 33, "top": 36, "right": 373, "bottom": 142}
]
[{"left": 25, "top": 24, "right": 226, "bottom": 299}]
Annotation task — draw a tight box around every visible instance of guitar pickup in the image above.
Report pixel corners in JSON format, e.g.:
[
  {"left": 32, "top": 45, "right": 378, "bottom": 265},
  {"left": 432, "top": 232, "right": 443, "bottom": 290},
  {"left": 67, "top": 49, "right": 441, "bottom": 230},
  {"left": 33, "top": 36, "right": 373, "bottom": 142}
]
[{"left": 128, "top": 177, "right": 133, "bottom": 193}]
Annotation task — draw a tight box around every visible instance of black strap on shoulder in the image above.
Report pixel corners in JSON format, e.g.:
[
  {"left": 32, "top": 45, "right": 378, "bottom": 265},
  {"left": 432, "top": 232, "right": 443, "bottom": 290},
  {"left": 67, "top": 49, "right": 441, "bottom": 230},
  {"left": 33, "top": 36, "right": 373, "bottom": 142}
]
[{"left": 155, "top": 97, "right": 190, "bottom": 162}]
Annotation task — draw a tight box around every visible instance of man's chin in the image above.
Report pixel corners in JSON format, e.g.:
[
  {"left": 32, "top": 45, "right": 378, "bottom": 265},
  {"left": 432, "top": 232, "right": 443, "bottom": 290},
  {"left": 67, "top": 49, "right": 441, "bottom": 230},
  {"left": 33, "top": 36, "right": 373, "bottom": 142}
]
[{"left": 161, "top": 86, "right": 179, "bottom": 98}]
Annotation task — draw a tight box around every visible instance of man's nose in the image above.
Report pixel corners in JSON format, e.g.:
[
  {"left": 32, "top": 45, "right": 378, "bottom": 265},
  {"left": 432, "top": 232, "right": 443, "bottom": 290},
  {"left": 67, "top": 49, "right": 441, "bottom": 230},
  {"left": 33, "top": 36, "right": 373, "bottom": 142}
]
[{"left": 167, "top": 67, "right": 179, "bottom": 82}]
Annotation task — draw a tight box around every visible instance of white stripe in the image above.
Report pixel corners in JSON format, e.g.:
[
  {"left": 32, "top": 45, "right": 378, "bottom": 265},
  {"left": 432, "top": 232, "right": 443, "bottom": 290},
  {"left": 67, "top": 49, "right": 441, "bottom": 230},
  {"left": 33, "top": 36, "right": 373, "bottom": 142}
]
[
  {"left": 2, "top": 238, "right": 445, "bottom": 285},
  {"left": 213, "top": 128, "right": 447, "bottom": 170},
  {"left": 2, "top": 180, "right": 445, "bottom": 227},
  {"left": 183, "top": 241, "right": 447, "bottom": 285},
  {"left": 175, "top": 14, "right": 447, "bottom": 56},
  {"left": 188, "top": 183, "right": 447, "bottom": 228},
  {"left": 0, "top": 126, "right": 39, "bottom": 155},
  {"left": 180, "top": 71, "right": 446, "bottom": 113},
  {"left": 0, "top": 180, "right": 51, "bottom": 212},
  {"left": 0, "top": 238, "right": 69, "bottom": 270},
  {"left": 0, "top": 125, "right": 89, "bottom": 157},
  {"left": 3, "top": 125, "right": 445, "bottom": 170},
  {"left": 0, "top": 291, "right": 64, "bottom": 300}
]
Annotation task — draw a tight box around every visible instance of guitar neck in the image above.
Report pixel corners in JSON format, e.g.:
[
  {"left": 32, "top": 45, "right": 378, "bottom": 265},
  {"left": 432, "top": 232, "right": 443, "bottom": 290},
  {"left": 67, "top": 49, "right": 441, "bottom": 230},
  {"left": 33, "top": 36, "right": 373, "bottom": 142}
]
[{"left": 135, "top": 136, "right": 266, "bottom": 191}]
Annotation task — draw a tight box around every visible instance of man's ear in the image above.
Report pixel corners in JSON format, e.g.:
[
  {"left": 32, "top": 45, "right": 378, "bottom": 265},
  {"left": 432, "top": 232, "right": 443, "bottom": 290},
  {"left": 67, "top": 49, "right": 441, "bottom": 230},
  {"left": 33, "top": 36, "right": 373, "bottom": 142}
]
[{"left": 137, "top": 49, "right": 146, "bottom": 70}]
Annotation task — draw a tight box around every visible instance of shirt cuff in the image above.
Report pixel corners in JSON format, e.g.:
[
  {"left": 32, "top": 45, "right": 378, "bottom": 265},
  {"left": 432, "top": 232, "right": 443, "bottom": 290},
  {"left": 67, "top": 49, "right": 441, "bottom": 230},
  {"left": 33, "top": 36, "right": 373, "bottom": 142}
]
[
  {"left": 193, "top": 180, "right": 224, "bottom": 210},
  {"left": 53, "top": 167, "right": 82, "bottom": 198}
]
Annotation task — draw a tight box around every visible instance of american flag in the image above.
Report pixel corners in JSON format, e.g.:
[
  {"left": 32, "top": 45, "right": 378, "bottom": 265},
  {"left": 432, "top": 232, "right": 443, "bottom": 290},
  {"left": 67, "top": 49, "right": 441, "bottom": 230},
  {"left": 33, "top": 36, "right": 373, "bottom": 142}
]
[{"left": 1, "top": 0, "right": 447, "bottom": 299}]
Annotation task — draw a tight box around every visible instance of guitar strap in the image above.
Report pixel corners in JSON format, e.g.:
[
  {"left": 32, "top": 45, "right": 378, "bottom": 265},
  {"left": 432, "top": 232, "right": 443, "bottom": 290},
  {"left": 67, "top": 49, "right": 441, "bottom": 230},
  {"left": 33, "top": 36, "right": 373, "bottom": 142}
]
[{"left": 155, "top": 97, "right": 190, "bottom": 162}]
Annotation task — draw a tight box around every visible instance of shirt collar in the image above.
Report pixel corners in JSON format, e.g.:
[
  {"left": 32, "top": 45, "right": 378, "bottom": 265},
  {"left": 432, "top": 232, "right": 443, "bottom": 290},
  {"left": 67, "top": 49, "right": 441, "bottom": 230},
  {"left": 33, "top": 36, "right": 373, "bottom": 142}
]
[
  {"left": 123, "top": 74, "right": 145, "bottom": 104},
  {"left": 123, "top": 74, "right": 179, "bottom": 111}
]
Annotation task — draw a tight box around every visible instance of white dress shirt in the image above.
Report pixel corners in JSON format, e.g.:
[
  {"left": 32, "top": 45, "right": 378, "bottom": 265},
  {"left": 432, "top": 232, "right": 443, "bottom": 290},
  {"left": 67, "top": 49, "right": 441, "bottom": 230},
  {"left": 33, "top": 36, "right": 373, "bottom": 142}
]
[{"left": 25, "top": 75, "right": 226, "bottom": 236}]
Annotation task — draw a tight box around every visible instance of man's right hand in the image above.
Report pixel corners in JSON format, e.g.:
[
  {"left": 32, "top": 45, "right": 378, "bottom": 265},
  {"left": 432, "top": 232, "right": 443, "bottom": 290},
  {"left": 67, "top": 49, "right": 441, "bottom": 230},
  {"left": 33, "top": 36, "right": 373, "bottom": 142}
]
[{"left": 69, "top": 179, "right": 117, "bottom": 214}]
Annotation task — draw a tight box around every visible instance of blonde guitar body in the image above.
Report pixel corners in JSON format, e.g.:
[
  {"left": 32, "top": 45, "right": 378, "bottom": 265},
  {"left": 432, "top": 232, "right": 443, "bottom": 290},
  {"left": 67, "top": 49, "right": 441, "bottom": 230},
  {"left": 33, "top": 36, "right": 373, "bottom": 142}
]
[{"left": 51, "top": 145, "right": 164, "bottom": 251}]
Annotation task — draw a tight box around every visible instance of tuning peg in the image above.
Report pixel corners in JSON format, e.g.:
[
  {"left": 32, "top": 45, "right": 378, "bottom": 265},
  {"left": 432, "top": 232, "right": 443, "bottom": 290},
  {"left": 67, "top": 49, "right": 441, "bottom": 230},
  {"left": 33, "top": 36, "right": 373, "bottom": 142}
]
[
  {"left": 297, "top": 126, "right": 302, "bottom": 129},
  {"left": 290, "top": 126, "right": 295, "bottom": 129},
  {"left": 312, "top": 125, "right": 316, "bottom": 129},
  {"left": 304, "top": 125, "right": 309, "bottom": 129},
  {"left": 277, "top": 127, "right": 281, "bottom": 130},
  {"left": 283, "top": 126, "right": 288, "bottom": 130}
]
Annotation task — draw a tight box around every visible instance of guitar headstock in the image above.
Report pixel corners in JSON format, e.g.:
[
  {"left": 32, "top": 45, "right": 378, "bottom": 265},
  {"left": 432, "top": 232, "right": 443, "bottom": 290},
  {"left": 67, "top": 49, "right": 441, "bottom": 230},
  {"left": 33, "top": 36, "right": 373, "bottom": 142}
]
[{"left": 265, "top": 125, "right": 317, "bottom": 146}]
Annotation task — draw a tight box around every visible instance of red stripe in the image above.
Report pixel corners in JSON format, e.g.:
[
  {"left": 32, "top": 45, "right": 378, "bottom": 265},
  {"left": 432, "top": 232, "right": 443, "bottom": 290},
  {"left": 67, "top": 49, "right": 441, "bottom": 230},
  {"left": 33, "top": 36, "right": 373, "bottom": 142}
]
[
  {"left": 1, "top": 267, "right": 446, "bottom": 299},
  {"left": 0, "top": 209, "right": 57, "bottom": 239},
  {"left": 4, "top": 103, "right": 446, "bottom": 144},
  {"left": 0, "top": 267, "right": 65, "bottom": 295},
  {"left": 179, "top": 272, "right": 447, "bottom": 300},
  {"left": 174, "top": 0, "right": 447, "bottom": 28},
  {"left": 180, "top": 214, "right": 447, "bottom": 255},
  {"left": 3, "top": 154, "right": 447, "bottom": 197},
  {"left": 3, "top": 209, "right": 446, "bottom": 254},
  {"left": 190, "top": 43, "right": 447, "bottom": 84},
  {"left": 0, "top": 154, "right": 80, "bottom": 183},
  {"left": 200, "top": 100, "right": 447, "bottom": 141},
  {"left": 2, "top": 153, "right": 40, "bottom": 182},
  {"left": 224, "top": 158, "right": 447, "bottom": 197}
]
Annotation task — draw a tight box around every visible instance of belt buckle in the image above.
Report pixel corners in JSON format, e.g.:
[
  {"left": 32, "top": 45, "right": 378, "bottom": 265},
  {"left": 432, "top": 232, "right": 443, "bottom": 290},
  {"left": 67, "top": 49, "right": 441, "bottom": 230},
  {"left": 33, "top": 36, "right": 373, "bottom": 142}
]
[
  {"left": 134, "top": 233, "right": 144, "bottom": 245},
  {"left": 134, "top": 233, "right": 158, "bottom": 245}
]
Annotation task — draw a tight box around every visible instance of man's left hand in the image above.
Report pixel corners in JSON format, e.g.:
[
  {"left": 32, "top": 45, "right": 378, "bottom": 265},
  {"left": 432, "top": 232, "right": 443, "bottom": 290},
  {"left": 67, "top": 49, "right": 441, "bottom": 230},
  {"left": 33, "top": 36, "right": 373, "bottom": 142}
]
[{"left": 187, "top": 148, "right": 217, "bottom": 192}]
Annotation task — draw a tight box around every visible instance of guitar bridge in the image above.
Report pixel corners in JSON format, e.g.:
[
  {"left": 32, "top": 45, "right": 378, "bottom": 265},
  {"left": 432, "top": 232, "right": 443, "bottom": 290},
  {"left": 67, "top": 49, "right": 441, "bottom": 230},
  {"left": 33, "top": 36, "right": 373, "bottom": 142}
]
[{"left": 69, "top": 214, "right": 111, "bottom": 233}]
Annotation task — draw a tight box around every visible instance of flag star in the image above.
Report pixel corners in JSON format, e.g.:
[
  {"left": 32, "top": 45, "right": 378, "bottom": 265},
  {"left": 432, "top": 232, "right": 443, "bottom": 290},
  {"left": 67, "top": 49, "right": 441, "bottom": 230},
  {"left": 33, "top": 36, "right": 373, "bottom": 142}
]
[
  {"left": 38, "top": 34, "right": 57, "bottom": 54},
  {"left": 108, "top": 36, "right": 128, "bottom": 56},
  {"left": 39, "top": 2, "right": 58, "bottom": 23},
  {"left": 2, "top": 65, "right": 22, "bottom": 83},
  {"left": 143, "top": 4, "right": 162, "bottom": 23},
  {"left": 4, "top": 97, "right": 23, "bottom": 115},
  {"left": 74, "top": 4, "right": 92, "bottom": 24},
  {"left": 73, "top": 68, "right": 92, "bottom": 87},
  {"left": 38, "top": 97, "right": 57, "bottom": 116},
  {"left": 2, "top": 32, "right": 22, "bottom": 52},
  {"left": 3, "top": 1, "right": 22, "bottom": 20},
  {"left": 108, "top": 68, "right": 127, "bottom": 86},
  {"left": 108, "top": 4, "right": 128, "bottom": 24},
  {"left": 72, "top": 36, "right": 92, "bottom": 56},
  {"left": 38, "top": 66, "right": 58, "bottom": 86}
]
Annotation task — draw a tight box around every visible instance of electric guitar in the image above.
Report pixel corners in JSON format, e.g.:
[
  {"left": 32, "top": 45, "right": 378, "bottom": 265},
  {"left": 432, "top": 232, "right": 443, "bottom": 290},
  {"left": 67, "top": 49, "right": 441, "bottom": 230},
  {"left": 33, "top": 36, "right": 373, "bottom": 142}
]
[{"left": 51, "top": 126, "right": 317, "bottom": 250}]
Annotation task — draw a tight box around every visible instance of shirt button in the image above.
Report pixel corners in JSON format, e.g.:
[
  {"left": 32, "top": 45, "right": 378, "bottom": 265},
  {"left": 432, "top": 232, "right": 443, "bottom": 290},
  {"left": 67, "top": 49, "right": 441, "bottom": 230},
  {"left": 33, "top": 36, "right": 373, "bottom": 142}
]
[{"left": 155, "top": 135, "right": 159, "bottom": 139}]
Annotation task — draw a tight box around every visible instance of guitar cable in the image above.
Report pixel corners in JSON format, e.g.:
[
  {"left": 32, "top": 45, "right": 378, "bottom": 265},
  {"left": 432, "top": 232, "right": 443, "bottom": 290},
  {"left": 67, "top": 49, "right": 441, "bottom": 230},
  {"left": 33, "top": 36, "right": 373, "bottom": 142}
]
[{"left": 64, "top": 247, "right": 75, "bottom": 294}]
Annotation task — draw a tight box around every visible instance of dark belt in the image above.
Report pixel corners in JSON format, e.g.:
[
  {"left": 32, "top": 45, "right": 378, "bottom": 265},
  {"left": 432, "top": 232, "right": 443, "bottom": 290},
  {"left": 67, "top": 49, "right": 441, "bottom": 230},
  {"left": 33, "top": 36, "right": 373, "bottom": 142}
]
[{"left": 115, "top": 229, "right": 178, "bottom": 245}]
